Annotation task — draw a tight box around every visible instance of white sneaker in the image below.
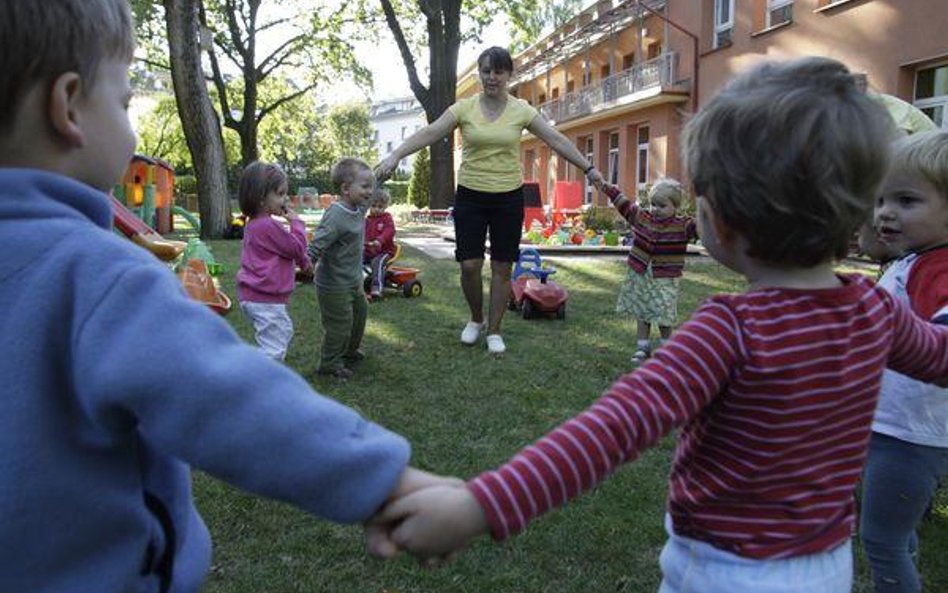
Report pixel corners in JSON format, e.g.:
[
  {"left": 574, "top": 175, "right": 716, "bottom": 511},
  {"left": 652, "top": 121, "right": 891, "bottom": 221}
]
[
  {"left": 460, "top": 321, "right": 485, "bottom": 345},
  {"left": 486, "top": 334, "right": 506, "bottom": 354}
]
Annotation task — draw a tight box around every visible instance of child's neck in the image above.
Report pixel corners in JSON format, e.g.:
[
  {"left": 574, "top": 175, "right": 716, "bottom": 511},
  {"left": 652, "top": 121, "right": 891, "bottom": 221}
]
[
  {"left": 338, "top": 197, "right": 361, "bottom": 210},
  {"left": 744, "top": 260, "right": 841, "bottom": 291}
]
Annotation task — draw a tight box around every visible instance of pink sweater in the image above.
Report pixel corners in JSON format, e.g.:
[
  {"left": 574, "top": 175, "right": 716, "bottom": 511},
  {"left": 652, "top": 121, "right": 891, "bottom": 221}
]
[
  {"left": 236, "top": 216, "right": 311, "bottom": 304},
  {"left": 469, "top": 274, "right": 948, "bottom": 559}
]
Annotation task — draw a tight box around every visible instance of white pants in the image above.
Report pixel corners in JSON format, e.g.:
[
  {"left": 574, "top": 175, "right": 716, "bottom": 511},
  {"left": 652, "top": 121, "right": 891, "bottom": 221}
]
[
  {"left": 240, "top": 301, "right": 293, "bottom": 360},
  {"left": 658, "top": 516, "right": 852, "bottom": 593}
]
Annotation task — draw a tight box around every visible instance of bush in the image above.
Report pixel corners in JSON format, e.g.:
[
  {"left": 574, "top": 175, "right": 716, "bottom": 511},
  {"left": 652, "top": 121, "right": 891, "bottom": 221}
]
[
  {"left": 384, "top": 181, "right": 410, "bottom": 205},
  {"left": 407, "top": 147, "right": 430, "bottom": 209},
  {"left": 581, "top": 206, "right": 622, "bottom": 232}
]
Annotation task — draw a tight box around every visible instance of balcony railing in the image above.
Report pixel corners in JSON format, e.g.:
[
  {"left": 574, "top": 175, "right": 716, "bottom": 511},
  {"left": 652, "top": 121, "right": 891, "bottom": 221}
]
[{"left": 537, "top": 52, "right": 679, "bottom": 125}]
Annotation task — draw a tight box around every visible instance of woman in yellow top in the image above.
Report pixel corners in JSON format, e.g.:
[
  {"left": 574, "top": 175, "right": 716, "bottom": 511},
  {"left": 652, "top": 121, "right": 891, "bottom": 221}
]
[{"left": 376, "top": 47, "right": 605, "bottom": 354}]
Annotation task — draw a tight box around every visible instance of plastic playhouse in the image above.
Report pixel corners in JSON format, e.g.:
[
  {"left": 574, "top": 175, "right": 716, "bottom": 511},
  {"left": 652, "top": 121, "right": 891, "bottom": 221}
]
[
  {"left": 508, "top": 247, "right": 568, "bottom": 320},
  {"left": 111, "top": 155, "right": 232, "bottom": 315}
]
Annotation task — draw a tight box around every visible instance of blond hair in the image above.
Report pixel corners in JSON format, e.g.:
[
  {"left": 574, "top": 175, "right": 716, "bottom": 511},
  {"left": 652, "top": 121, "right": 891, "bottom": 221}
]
[
  {"left": 890, "top": 130, "right": 948, "bottom": 200},
  {"left": 683, "top": 56, "right": 894, "bottom": 266},
  {"left": 0, "top": 0, "right": 135, "bottom": 133},
  {"left": 649, "top": 178, "right": 685, "bottom": 210}
]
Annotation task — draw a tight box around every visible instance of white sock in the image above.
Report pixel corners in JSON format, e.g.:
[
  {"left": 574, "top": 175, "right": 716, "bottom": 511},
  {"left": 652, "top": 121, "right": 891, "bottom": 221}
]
[{"left": 637, "top": 339, "right": 649, "bottom": 350}]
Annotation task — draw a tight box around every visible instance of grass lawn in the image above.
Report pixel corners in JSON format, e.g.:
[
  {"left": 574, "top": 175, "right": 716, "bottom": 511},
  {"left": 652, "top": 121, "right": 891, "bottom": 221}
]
[{"left": 191, "top": 228, "right": 948, "bottom": 593}]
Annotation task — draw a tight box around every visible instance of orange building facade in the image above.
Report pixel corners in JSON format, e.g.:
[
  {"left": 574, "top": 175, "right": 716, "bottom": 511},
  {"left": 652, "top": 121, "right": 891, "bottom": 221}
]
[{"left": 455, "top": 0, "right": 948, "bottom": 208}]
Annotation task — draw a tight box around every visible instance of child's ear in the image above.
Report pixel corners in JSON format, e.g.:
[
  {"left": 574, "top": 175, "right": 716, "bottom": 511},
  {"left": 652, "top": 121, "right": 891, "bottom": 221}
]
[
  {"left": 700, "top": 197, "right": 737, "bottom": 244},
  {"left": 48, "top": 72, "right": 85, "bottom": 148}
]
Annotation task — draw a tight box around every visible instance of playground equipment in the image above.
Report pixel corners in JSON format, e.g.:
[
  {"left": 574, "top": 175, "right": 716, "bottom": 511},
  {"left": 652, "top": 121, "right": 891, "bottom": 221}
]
[
  {"left": 177, "top": 258, "right": 231, "bottom": 316},
  {"left": 111, "top": 156, "right": 231, "bottom": 315},
  {"left": 110, "top": 193, "right": 186, "bottom": 261},
  {"left": 362, "top": 243, "right": 423, "bottom": 299},
  {"left": 113, "top": 155, "right": 176, "bottom": 234},
  {"left": 508, "top": 247, "right": 568, "bottom": 320}
]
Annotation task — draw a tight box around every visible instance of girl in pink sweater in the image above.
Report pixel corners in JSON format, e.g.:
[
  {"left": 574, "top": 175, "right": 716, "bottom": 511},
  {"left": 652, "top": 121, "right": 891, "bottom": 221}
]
[{"left": 235, "top": 162, "right": 313, "bottom": 360}]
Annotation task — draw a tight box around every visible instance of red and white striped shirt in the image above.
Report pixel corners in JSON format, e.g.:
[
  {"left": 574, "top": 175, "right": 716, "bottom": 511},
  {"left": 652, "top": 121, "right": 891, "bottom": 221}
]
[{"left": 468, "top": 274, "right": 948, "bottom": 559}]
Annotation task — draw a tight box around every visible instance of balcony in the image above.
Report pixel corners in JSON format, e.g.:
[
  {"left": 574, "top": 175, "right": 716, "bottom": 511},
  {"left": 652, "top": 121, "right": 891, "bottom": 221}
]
[{"left": 537, "top": 52, "right": 679, "bottom": 125}]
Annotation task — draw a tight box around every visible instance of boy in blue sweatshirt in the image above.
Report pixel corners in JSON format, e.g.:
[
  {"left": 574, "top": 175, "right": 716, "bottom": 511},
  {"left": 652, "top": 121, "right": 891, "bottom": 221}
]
[{"left": 0, "top": 2, "right": 445, "bottom": 591}]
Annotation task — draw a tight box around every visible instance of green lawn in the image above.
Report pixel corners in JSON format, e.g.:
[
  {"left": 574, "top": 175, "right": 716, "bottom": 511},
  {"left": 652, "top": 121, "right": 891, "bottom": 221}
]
[{"left": 191, "top": 230, "right": 948, "bottom": 593}]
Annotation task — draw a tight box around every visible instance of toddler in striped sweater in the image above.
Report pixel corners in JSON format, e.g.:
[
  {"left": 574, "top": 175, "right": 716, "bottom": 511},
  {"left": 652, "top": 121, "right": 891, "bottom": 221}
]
[
  {"left": 369, "top": 57, "right": 948, "bottom": 593},
  {"left": 601, "top": 178, "right": 697, "bottom": 364}
]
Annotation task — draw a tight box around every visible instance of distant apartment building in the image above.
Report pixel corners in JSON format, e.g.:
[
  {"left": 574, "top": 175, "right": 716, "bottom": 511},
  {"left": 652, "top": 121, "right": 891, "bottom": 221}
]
[
  {"left": 455, "top": 0, "right": 948, "bottom": 207},
  {"left": 369, "top": 97, "right": 426, "bottom": 176}
]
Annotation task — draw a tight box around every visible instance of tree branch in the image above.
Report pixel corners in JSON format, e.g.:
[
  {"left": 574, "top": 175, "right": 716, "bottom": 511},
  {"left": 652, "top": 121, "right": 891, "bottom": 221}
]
[
  {"left": 379, "top": 0, "right": 429, "bottom": 108},
  {"left": 256, "top": 82, "right": 319, "bottom": 123},
  {"left": 257, "top": 33, "right": 306, "bottom": 79}
]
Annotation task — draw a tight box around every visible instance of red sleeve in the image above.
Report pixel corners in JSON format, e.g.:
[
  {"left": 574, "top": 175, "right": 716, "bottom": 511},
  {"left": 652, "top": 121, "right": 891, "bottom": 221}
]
[
  {"left": 887, "top": 291, "right": 948, "bottom": 386},
  {"left": 906, "top": 249, "right": 948, "bottom": 322},
  {"left": 378, "top": 213, "right": 396, "bottom": 250},
  {"left": 467, "top": 300, "right": 740, "bottom": 540}
]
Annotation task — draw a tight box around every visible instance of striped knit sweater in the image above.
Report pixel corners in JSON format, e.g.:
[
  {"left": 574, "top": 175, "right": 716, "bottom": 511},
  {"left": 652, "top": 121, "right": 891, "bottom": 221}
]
[
  {"left": 605, "top": 185, "right": 697, "bottom": 278},
  {"left": 468, "top": 274, "right": 948, "bottom": 559}
]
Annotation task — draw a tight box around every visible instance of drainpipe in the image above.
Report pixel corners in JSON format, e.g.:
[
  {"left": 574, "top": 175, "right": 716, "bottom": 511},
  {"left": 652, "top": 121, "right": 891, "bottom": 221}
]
[{"left": 635, "top": 0, "right": 699, "bottom": 113}]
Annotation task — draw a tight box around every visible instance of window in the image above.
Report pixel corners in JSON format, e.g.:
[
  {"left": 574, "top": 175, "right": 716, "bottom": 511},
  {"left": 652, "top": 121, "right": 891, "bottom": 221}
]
[
  {"left": 647, "top": 42, "right": 661, "bottom": 60},
  {"left": 552, "top": 87, "right": 560, "bottom": 99},
  {"left": 767, "top": 0, "right": 793, "bottom": 28},
  {"left": 637, "top": 126, "right": 650, "bottom": 191},
  {"left": 600, "top": 64, "right": 611, "bottom": 79},
  {"left": 713, "top": 0, "right": 734, "bottom": 48},
  {"left": 386, "top": 141, "right": 393, "bottom": 154},
  {"left": 582, "top": 138, "right": 594, "bottom": 205},
  {"left": 608, "top": 133, "right": 620, "bottom": 185},
  {"left": 538, "top": 93, "right": 547, "bottom": 104},
  {"left": 915, "top": 64, "right": 948, "bottom": 129},
  {"left": 567, "top": 80, "right": 575, "bottom": 93},
  {"left": 400, "top": 126, "right": 407, "bottom": 139},
  {"left": 622, "top": 53, "right": 635, "bottom": 71}
]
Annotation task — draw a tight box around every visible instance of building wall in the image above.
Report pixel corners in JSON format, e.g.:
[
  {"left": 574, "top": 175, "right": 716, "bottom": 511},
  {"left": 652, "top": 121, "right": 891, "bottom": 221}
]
[
  {"left": 369, "top": 98, "right": 426, "bottom": 175},
  {"left": 453, "top": 0, "right": 947, "bottom": 211},
  {"left": 674, "top": 0, "right": 948, "bottom": 109}
]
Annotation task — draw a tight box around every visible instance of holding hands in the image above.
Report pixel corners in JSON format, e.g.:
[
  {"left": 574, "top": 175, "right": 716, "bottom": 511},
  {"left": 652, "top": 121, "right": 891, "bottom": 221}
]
[
  {"left": 374, "top": 156, "right": 400, "bottom": 183},
  {"left": 365, "top": 467, "right": 488, "bottom": 564},
  {"left": 585, "top": 166, "right": 606, "bottom": 191}
]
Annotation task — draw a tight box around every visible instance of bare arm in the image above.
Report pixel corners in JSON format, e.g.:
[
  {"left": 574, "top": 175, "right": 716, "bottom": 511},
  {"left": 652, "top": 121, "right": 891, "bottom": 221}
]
[
  {"left": 375, "top": 110, "right": 458, "bottom": 180},
  {"left": 527, "top": 114, "right": 604, "bottom": 188}
]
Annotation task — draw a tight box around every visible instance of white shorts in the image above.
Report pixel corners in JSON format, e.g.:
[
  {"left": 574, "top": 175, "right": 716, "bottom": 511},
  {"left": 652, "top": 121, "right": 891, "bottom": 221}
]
[
  {"left": 658, "top": 516, "right": 852, "bottom": 593},
  {"left": 239, "top": 301, "right": 293, "bottom": 360}
]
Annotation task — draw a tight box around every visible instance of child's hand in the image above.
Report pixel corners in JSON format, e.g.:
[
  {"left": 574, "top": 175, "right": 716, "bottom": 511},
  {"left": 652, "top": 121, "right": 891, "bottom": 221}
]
[
  {"left": 283, "top": 206, "right": 300, "bottom": 221},
  {"left": 587, "top": 168, "right": 605, "bottom": 190},
  {"left": 364, "top": 467, "right": 464, "bottom": 559},
  {"left": 374, "top": 484, "right": 488, "bottom": 562}
]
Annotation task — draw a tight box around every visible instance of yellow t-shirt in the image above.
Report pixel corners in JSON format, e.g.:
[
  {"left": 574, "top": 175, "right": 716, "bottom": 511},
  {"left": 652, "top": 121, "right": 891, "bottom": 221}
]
[{"left": 448, "top": 94, "right": 539, "bottom": 193}]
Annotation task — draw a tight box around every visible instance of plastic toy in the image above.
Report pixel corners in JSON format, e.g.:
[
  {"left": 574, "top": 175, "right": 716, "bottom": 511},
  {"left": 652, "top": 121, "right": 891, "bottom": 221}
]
[
  {"left": 177, "top": 259, "right": 232, "bottom": 315},
  {"left": 508, "top": 248, "right": 568, "bottom": 320},
  {"left": 110, "top": 192, "right": 186, "bottom": 261},
  {"left": 362, "top": 243, "right": 423, "bottom": 299}
]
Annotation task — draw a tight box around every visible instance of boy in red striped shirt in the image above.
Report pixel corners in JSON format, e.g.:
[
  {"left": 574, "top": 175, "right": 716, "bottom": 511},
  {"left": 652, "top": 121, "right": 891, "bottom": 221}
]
[{"left": 369, "top": 58, "right": 948, "bottom": 593}]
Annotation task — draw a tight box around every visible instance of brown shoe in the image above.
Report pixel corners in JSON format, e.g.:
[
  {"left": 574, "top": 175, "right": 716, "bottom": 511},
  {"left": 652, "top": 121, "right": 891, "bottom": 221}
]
[{"left": 318, "top": 367, "right": 353, "bottom": 380}]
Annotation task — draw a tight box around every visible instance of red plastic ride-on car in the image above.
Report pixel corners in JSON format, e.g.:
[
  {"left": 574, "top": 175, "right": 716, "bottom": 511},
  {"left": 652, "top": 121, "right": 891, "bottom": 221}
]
[
  {"left": 363, "top": 243, "right": 423, "bottom": 299},
  {"left": 508, "top": 247, "right": 568, "bottom": 320}
]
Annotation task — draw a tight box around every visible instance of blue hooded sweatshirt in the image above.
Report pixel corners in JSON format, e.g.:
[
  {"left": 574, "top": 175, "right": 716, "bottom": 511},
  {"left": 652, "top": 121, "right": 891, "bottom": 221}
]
[{"left": 0, "top": 170, "right": 410, "bottom": 592}]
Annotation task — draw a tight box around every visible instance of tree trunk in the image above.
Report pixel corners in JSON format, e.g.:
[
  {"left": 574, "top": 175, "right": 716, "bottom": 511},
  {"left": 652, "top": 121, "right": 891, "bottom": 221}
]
[
  {"left": 423, "top": 0, "right": 461, "bottom": 209},
  {"left": 164, "top": 0, "right": 231, "bottom": 239}
]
